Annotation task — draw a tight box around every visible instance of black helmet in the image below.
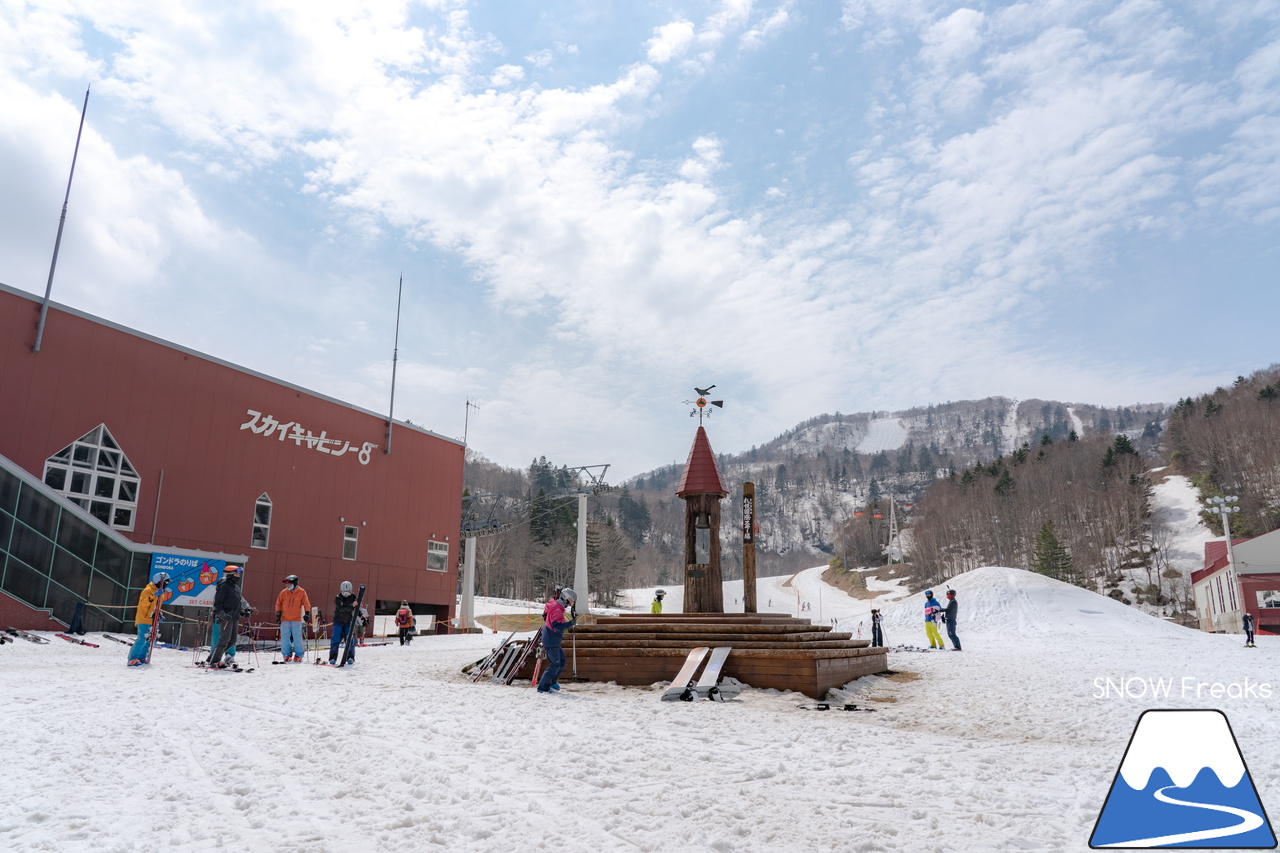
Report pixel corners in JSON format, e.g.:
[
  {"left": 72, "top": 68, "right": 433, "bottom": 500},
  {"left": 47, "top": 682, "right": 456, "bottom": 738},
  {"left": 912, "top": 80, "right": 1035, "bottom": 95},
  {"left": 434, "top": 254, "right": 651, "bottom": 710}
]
[{"left": 284, "top": 574, "right": 299, "bottom": 585}]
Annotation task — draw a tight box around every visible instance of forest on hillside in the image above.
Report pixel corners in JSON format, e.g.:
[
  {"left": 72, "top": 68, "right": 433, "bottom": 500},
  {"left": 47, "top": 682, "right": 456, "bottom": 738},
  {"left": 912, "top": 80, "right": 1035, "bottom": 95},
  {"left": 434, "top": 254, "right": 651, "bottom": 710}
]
[
  {"left": 902, "top": 366, "right": 1280, "bottom": 617},
  {"left": 459, "top": 374, "right": 1278, "bottom": 612}
]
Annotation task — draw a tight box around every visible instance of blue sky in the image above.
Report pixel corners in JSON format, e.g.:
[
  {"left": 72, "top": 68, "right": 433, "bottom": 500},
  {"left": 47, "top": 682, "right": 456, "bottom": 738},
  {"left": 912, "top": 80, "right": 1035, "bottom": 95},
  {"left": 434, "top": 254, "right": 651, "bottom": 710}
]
[{"left": 2, "top": 1, "right": 1278, "bottom": 479}]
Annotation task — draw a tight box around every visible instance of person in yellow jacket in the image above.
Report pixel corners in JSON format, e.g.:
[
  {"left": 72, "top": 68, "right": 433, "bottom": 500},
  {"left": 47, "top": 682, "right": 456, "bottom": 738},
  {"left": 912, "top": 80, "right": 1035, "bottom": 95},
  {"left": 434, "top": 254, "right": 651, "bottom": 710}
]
[
  {"left": 128, "top": 572, "right": 171, "bottom": 666},
  {"left": 275, "top": 574, "right": 312, "bottom": 662},
  {"left": 651, "top": 589, "right": 666, "bottom": 614}
]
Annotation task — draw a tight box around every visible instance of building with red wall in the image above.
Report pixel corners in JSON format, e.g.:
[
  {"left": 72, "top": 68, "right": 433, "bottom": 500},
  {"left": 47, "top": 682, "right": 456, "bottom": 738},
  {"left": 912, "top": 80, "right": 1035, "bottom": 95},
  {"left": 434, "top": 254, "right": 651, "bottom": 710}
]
[{"left": 1, "top": 282, "right": 464, "bottom": 633}]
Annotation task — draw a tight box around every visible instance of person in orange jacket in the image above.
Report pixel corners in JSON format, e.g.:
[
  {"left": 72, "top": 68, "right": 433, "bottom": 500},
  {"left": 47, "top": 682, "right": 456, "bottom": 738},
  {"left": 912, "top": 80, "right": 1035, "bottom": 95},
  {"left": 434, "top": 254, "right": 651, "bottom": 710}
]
[
  {"left": 274, "top": 574, "right": 312, "bottom": 662},
  {"left": 394, "top": 601, "right": 415, "bottom": 646}
]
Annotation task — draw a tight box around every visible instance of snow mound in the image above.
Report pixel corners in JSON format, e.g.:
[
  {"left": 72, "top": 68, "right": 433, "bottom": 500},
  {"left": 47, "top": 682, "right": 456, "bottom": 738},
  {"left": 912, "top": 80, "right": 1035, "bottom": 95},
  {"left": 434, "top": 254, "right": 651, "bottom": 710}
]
[{"left": 880, "top": 566, "right": 1195, "bottom": 639}]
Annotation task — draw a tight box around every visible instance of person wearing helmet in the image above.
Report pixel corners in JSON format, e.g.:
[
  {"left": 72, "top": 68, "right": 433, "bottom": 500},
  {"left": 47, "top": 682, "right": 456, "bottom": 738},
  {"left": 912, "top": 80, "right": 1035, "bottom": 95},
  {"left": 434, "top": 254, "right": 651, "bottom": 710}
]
[
  {"left": 208, "top": 566, "right": 249, "bottom": 667},
  {"left": 328, "top": 581, "right": 364, "bottom": 665},
  {"left": 536, "top": 588, "right": 577, "bottom": 693},
  {"left": 127, "top": 572, "right": 171, "bottom": 665},
  {"left": 923, "top": 590, "right": 945, "bottom": 650},
  {"left": 944, "top": 590, "right": 961, "bottom": 651},
  {"left": 651, "top": 589, "right": 666, "bottom": 614},
  {"left": 394, "top": 600, "right": 416, "bottom": 646},
  {"left": 274, "top": 574, "right": 312, "bottom": 663}
]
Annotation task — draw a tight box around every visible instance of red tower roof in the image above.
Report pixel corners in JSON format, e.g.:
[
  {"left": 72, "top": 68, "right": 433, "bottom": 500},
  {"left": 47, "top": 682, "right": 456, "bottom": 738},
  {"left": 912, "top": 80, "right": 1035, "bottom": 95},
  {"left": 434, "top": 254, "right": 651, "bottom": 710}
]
[{"left": 675, "top": 426, "right": 728, "bottom": 497}]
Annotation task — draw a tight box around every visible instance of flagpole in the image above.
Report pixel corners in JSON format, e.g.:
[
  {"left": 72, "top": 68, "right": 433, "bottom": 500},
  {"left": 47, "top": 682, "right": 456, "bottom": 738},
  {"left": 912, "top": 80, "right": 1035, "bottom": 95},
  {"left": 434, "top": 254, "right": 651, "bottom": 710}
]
[
  {"left": 34, "top": 85, "right": 90, "bottom": 353},
  {"left": 384, "top": 274, "right": 403, "bottom": 454}
]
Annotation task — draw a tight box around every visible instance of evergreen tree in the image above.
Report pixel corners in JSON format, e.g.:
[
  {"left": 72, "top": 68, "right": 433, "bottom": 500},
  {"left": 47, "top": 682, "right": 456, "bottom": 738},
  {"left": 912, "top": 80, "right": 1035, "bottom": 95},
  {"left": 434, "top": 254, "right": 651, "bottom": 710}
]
[{"left": 1032, "top": 521, "right": 1075, "bottom": 584}]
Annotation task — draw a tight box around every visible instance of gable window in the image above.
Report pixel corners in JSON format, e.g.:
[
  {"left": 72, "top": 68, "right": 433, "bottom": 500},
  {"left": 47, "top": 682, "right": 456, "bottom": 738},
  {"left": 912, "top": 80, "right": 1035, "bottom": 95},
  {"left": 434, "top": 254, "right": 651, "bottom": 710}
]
[
  {"left": 251, "top": 493, "right": 272, "bottom": 549},
  {"left": 426, "top": 540, "right": 448, "bottom": 572},
  {"left": 342, "top": 525, "right": 358, "bottom": 560},
  {"left": 43, "top": 425, "right": 140, "bottom": 531}
]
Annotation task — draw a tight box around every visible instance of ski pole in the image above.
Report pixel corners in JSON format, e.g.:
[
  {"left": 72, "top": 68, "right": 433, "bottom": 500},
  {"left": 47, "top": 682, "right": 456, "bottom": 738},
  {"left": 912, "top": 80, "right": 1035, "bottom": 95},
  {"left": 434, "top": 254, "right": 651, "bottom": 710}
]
[{"left": 572, "top": 608, "right": 577, "bottom": 678}]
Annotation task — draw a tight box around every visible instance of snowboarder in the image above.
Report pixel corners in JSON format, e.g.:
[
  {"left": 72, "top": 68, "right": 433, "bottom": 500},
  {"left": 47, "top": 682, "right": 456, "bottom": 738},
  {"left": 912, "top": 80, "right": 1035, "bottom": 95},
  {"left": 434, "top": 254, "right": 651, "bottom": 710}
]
[
  {"left": 328, "top": 581, "right": 362, "bottom": 665},
  {"left": 944, "top": 589, "right": 961, "bottom": 651},
  {"left": 651, "top": 589, "right": 666, "bottom": 614},
  {"left": 275, "top": 574, "right": 312, "bottom": 662},
  {"left": 536, "top": 588, "right": 577, "bottom": 693},
  {"left": 1243, "top": 612, "right": 1256, "bottom": 647},
  {"left": 395, "top": 601, "right": 415, "bottom": 645},
  {"left": 923, "top": 590, "right": 945, "bottom": 649},
  {"left": 128, "top": 572, "right": 170, "bottom": 665},
  {"left": 208, "top": 566, "right": 247, "bottom": 667}
]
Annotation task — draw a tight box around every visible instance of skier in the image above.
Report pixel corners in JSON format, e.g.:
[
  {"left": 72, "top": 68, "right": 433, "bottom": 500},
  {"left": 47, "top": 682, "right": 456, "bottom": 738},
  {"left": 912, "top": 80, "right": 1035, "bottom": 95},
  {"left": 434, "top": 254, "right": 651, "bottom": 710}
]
[
  {"left": 208, "top": 566, "right": 246, "bottom": 667},
  {"left": 923, "top": 590, "right": 945, "bottom": 649},
  {"left": 870, "top": 608, "right": 884, "bottom": 647},
  {"left": 275, "top": 574, "right": 312, "bottom": 662},
  {"left": 128, "top": 571, "right": 171, "bottom": 665},
  {"left": 395, "top": 601, "right": 415, "bottom": 645},
  {"left": 944, "top": 589, "right": 961, "bottom": 651},
  {"left": 536, "top": 588, "right": 577, "bottom": 693},
  {"left": 1243, "top": 612, "right": 1256, "bottom": 648},
  {"left": 651, "top": 589, "right": 666, "bottom": 614},
  {"left": 328, "top": 581, "right": 363, "bottom": 665}
]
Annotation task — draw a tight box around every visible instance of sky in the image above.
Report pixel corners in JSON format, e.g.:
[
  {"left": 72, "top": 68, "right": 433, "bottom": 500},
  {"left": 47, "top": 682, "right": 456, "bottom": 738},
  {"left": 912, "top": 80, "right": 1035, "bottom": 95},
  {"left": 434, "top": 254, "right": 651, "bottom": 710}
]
[{"left": 2, "top": 1, "right": 1279, "bottom": 480}]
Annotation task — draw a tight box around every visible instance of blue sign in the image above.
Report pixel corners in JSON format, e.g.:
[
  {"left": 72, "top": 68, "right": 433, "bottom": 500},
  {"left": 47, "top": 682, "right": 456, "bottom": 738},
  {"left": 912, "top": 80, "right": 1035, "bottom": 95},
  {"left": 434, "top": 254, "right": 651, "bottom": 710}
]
[{"left": 150, "top": 554, "right": 230, "bottom": 607}]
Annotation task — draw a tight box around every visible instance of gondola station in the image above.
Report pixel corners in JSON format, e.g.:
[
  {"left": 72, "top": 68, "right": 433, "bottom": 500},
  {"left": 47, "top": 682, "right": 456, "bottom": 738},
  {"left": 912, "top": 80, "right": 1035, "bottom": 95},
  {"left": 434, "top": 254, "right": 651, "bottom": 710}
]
[{"left": 0, "top": 282, "right": 465, "bottom": 642}]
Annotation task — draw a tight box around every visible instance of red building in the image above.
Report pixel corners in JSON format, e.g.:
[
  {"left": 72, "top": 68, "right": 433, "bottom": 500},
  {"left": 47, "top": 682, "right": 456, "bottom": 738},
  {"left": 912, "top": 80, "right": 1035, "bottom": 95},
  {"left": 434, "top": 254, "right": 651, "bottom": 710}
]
[{"left": 1, "top": 282, "right": 464, "bottom": 634}]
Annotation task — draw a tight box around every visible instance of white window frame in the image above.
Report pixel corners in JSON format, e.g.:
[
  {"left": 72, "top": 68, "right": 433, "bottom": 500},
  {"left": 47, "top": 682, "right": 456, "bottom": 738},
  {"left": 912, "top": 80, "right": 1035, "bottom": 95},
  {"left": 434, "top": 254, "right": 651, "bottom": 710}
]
[
  {"left": 342, "top": 525, "right": 358, "bottom": 561},
  {"left": 426, "top": 540, "right": 449, "bottom": 572},
  {"left": 42, "top": 424, "right": 140, "bottom": 531},
  {"left": 251, "top": 493, "right": 272, "bottom": 549}
]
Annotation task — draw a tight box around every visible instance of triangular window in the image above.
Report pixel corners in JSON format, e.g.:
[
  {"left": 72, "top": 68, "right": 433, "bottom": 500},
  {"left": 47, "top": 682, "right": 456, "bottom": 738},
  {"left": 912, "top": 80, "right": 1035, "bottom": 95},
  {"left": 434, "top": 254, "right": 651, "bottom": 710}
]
[{"left": 43, "top": 424, "right": 140, "bottom": 532}]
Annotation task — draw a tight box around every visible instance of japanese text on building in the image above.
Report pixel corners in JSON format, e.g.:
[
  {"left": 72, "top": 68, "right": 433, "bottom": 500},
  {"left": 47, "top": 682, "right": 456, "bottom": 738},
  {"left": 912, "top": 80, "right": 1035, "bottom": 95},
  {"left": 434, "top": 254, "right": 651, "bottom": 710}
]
[{"left": 240, "top": 410, "right": 377, "bottom": 465}]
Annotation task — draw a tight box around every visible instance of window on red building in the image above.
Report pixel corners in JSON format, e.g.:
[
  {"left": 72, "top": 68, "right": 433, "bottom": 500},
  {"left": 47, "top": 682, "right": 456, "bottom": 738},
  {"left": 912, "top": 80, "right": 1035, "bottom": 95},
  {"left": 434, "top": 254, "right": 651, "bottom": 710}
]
[
  {"left": 43, "top": 425, "right": 140, "bottom": 532},
  {"left": 342, "top": 525, "right": 358, "bottom": 560},
  {"left": 251, "top": 493, "right": 272, "bottom": 549}
]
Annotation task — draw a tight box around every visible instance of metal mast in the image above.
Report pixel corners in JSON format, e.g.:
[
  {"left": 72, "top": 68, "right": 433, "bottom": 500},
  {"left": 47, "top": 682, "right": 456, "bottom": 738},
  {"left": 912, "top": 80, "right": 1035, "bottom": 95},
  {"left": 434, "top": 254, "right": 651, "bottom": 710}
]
[
  {"left": 34, "top": 85, "right": 91, "bottom": 353},
  {"left": 383, "top": 274, "right": 403, "bottom": 454}
]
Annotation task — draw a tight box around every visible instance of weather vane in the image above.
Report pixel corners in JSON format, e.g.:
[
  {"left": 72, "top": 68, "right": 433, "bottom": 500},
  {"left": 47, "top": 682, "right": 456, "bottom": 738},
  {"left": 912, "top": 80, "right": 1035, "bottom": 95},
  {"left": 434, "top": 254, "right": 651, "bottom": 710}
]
[{"left": 684, "top": 384, "right": 724, "bottom": 425}]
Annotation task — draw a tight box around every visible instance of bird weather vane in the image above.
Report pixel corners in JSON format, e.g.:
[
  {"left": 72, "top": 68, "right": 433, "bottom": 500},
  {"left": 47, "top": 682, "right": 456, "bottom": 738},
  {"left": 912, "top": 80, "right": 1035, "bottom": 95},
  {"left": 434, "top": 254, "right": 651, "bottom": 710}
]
[{"left": 684, "top": 384, "right": 724, "bottom": 424}]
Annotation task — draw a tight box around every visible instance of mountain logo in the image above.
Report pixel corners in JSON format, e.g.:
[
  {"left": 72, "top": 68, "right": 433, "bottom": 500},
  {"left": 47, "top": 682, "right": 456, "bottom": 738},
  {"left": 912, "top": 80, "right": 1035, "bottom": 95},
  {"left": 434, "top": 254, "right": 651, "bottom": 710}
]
[{"left": 1090, "top": 709, "right": 1276, "bottom": 848}]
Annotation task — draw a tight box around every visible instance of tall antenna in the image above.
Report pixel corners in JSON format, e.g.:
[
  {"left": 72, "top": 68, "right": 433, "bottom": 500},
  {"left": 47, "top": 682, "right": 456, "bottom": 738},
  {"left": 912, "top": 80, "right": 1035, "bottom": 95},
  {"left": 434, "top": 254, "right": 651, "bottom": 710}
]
[
  {"left": 34, "top": 85, "right": 91, "bottom": 353},
  {"left": 463, "top": 399, "right": 480, "bottom": 446},
  {"left": 383, "top": 274, "right": 403, "bottom": 455}
]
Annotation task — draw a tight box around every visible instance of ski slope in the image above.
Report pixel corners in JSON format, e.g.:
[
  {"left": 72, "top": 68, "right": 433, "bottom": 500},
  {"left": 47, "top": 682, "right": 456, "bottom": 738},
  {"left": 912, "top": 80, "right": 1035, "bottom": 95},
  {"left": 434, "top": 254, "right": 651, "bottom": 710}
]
[{"left": 3, "top": 563, "right": 1276, "bottom": 853}]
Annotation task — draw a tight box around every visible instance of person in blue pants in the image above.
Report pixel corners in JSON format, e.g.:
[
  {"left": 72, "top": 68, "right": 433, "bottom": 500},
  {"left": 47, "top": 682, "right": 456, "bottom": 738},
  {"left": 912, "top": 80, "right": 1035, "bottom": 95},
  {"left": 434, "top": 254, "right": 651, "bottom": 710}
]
[
  {"left": 944, "top": 589, "right": 961, "bottom": 651},
  {"left": 537, "top": 588, "right": 577, "bottom": 693},
  {"left": 128, "top": 572, "right": 170, "bottom": 665},
  {"left": 328, "top": 581, "right": 363, "bottom": 664}
]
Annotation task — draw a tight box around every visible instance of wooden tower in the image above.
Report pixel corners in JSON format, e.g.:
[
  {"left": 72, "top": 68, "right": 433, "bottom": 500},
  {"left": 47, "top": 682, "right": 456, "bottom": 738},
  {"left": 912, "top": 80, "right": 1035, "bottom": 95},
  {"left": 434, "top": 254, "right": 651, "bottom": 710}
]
[{"left": 675, "top": 426, "right": 728, "bottom": 613}]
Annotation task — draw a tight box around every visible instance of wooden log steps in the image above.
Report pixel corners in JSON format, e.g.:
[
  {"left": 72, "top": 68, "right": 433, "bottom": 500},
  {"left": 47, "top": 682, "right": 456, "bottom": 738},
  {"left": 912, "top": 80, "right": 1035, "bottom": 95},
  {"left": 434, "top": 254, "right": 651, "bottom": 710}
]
[
  {"left": 577, "top": 623, "right": 841, "bottom": 635},
  {"left": 566, "top": 638, "right": 865, "bottom": 650}
]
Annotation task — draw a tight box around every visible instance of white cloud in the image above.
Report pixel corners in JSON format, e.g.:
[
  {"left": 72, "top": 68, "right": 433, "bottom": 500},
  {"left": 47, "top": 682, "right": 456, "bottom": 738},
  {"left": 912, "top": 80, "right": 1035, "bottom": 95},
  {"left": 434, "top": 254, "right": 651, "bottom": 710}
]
[{"left": 646, "top": 20, "right": 695, "bottom": 65}]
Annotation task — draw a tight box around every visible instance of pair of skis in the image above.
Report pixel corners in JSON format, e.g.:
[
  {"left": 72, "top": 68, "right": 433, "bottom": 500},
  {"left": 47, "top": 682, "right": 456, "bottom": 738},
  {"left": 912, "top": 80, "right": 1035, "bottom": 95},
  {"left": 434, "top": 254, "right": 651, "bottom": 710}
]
[
  {"left": 326, "top": 584, "right": 366, "bottom": 668},
  {"left": 56, "top": 633, "right": 99, "bottom": 647},
  {"left": 661, "top": 646, "right": 741, "bottom": 702},
  {"left": 4, "top": 627, "right": 50, "bottom": 644}
]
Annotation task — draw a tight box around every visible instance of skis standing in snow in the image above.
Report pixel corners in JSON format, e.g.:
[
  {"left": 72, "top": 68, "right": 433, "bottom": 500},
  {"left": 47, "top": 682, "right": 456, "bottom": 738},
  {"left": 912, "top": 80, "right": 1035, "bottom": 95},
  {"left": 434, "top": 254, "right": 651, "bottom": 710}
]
[
  {"left": 275, "top": 574, "right": 312, "bottom": 662},
  {"left": 128, "top": 572, "right": 171, "bottom": 666},
  {"left": 536, "top": 588, "right": 577, "bottom": 693},
  {"left": 395, "top": 601, "right": 415, "bottom": 646},
  {"left": 944, "top": 590, "right": 961, "bottom": 651},
  {"left": 923, "top": 590, "right": 945, "bottom": 650}
]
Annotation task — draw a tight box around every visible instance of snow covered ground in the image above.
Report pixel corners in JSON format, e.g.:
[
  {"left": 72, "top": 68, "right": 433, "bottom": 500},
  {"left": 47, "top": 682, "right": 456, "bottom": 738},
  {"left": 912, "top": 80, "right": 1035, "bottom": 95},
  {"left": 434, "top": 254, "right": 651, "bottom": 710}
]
[{"left": 4, "top": 565, "right": 1277, "bottom": 853}]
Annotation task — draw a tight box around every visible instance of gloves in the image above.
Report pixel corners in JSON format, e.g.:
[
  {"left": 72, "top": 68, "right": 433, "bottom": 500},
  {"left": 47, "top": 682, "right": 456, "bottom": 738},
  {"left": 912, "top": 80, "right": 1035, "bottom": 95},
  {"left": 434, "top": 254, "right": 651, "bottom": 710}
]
[{"left": 276, "top": 611, "right": 282, "bottom": 623}]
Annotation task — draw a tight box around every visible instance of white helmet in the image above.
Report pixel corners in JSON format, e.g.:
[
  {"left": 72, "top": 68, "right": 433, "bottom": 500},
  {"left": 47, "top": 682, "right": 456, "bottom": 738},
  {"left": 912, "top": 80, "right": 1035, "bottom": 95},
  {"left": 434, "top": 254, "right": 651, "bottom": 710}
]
[
  {"left": 560, "top": 588, "right": 577, "bottom": 605},
  {"left": 340, "top": 581, "right": 353, "bottom": 595}
]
